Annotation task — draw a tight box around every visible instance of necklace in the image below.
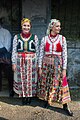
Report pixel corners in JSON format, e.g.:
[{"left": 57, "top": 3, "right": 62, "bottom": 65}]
[{"left": 48, "top": 34, "right": 59, "bottom": 43}]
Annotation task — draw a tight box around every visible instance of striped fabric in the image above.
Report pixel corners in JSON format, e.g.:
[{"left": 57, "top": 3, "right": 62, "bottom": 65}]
[{"left": 14, "top": 52, "right": 37, "bottom": 97}]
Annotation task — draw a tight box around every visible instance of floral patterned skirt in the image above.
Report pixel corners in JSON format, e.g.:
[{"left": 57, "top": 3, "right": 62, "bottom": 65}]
[{"left": 38, "top": 55, "right": 71, "bottom": 104}]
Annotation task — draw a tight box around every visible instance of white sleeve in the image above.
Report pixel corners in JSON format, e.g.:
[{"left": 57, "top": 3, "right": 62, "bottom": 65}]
[
  {"left": 4, "top": 30, "right": 12, "bottom": 51},
  {"left": 11, "top": 35, "right": 17, "bottom": 64},
  {"left": 38, "top": 37, "right": 45, "bottom": 68},
  {"left": 34, "top": 35, "right": 39, "bottom": 63},
  {"left": 62, "top": 36, "right": 67, "bottom": 69}
]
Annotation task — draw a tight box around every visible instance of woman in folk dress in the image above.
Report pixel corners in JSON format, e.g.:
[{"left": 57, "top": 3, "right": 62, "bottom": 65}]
[
  {"left": 12, "top": 18, "right": 39, "bottom": 105},
  {"left": 38, "top": 19, "right": 73, "bottom": 116}
]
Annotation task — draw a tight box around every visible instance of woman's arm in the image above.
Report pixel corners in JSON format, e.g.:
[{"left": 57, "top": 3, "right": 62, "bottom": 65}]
[
  {"left": 62, "top": 36, "right": 67, "bottom": 77},
  {"left": 34, "top": 35, "right": 39, "bottom": 63},
  {"left": 11, "top": 35, "right": 17, "bottom": 72},
  {"left": 38, "top": 37, "right": 45, "bottom": 68}
]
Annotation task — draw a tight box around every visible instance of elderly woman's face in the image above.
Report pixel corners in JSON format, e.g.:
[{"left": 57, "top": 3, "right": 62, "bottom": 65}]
[
  {"left": 51, "top": 22, "right": 61, "bottom": 34},
  {"left": 22, "top": 21, "right": 31, "bottom": 34}
]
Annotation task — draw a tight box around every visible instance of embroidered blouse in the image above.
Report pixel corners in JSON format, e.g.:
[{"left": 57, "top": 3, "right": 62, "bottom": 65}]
[
  {"left": 38, "top": 34, "right": 67, "bottom": 69},
  {"left": 12, "top": 34, "right": 39, "bottom": 64}
]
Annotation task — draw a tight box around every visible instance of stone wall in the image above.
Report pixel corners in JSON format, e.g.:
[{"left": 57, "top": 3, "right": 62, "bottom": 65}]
[
  {"left": 22, "top": 0, "right": 51, "bottom": 40},
  {"left": 21, "top": 0, "right": 80, "bottom": 86},
  {"left": 22, "top": 0, "right": 80, "bottom": 86},
  {"left": 67, "top": 41, "right": 80, "bottom": 86}
]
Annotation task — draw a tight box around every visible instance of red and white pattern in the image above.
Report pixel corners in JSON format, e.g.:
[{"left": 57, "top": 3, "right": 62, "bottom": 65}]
[
  {"left": 38, "top": 34, "right": 67, "bottom": 70},
  {"left": 38, "top": 34, "right": 71, "bottom": 105},
  {"left": 14, "top": 53, "right": 37, "bottom": 97},
  {"left": 12, "top": 34, "right": 39, "bottom": 97}
]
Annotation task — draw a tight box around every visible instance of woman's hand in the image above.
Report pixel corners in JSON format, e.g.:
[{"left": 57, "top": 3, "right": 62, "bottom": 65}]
[
  {"left": 62, "top": 69, "right": 66, "bottom": 78},
  {"left": 12, "top": 64, "right": 17, "bottom": 72},
  {"left": 38, "top": 67, "right": 42, "bottom": 77}
]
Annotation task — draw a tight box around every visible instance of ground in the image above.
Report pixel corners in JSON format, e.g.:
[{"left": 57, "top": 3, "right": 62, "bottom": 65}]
[
  {"left": 0, "top": 78, "right": 80, "bottom": 120},
  {"left": 0, "top": 96, "right": 80, "bottom": 120}
]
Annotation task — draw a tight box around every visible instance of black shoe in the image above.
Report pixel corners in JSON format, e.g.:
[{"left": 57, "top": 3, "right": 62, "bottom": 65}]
[
  {"left": 27, "top": 97, "right": 31, "bottom": 105},
  {"left": 22, "top": 97, "right": 26, "bottom": 105},
  {"left": 9, "top": 90, "right": 14, "bottom": 97},
  {"left": 63, "top": 104, "right": 73, "bottom": 116},
  {"left": 43, "top": 101, "right": 48, "bottom": 108}
]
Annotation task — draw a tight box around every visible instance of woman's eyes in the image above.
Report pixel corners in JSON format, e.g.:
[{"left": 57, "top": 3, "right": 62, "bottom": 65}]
[
  {"left": 56, "top": 25, "right": 60, "bottom": 27},
  {"left": 23, "top": 25, "right": 30, "bottom": 27}
]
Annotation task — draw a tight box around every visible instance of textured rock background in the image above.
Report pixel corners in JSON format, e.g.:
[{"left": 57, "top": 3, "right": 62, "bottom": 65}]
[{"left": 67, "top": 41, "right": 80, "bottom": 86}]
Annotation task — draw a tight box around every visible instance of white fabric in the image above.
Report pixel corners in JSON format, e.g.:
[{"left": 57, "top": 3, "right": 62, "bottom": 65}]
[{"left": 0, "top": 27, "right": 11, "bottom": 51}]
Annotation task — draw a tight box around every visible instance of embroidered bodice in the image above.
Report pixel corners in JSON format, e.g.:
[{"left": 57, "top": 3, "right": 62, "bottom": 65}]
[
  {"left": 38, "top": 34, "right": 67, "bottom": 69},
  {"left": 44, "top": 34, "right": 63, "bottom": 55},
  {"left": 17, "top": 34, "right": 35, "bottom": 52},
  {"left": 12, "top": 34, "right": 39, "bottom": 64}
]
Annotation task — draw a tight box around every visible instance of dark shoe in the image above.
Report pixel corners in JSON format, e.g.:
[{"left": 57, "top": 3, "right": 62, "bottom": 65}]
[
  {"left": 63, "top": 104, "right": 73, "bottom": 116},
  {"left": 9, "top": 90, "right": 14, "bottom": 97},
  {"left": 43, "top": 101, "right": 48, "bottom": 108},
  {"left": 22, "top": 97, "right": 26, "bottom": 105},
  {"left": 27, "top": 97, "right": 31, "bottom": 105}
]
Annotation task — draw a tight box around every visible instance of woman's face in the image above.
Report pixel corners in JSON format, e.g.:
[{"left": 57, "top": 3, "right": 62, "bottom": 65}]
[
  {"left": 51, "top": 22, "right": 61, "bottom": 34},
  {"left": 22, "top": 21, "right": 31, "bottom": 34}
]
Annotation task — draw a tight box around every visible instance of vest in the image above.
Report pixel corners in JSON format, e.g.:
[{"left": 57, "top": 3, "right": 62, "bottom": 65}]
[
  {"left": 17, "top": 34, "right": 35, "bottom": 52},
  {"left": 44, "top": 35, "right": 63, "bottom": 55}
]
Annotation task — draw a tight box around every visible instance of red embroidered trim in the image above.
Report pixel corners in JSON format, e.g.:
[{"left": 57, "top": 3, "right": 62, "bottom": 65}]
[
  {"left": 50, "top": 33, "right": 57, "bottom": 37},
  {"left": 21, "top": 32, "right": 31, "bottom": 38},
  {"left": 48, "top": 34, "right": 59, "bottom": 43}
]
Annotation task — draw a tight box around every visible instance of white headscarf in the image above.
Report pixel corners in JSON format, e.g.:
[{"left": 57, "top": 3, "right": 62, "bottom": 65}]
[{"left": 46, "top": 19, "right": 60, "bottom": 35}]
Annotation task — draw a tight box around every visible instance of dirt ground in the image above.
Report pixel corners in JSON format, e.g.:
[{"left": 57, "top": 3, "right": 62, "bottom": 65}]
[
  {"left": 0, "top": 96, "right": 80, "bottom": 120},
  {"left": 0, "top": 79, "right": 80, "bottom": 120}
]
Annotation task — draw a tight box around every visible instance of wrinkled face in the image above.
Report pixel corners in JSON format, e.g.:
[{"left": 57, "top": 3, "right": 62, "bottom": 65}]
[
  {"left": 22, "top": 22, "right": 31, "bottom": 34},
  {"left": 51, "top": 22, "right": 61, "bottom": 34}
]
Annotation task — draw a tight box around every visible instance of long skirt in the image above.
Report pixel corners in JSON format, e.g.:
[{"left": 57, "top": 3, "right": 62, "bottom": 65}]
[
  {"left": 14, "top": 52, "right": 37, "bottom": 97},
  {"left": 38, "top": 55, "right": 71, "bottom": 105}
]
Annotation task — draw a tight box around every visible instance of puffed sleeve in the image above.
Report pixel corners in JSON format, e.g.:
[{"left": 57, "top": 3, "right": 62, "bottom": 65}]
[
  {"left": 62, "top": 36, "right": 67, "bottom": 69},
  {"left": 11, "top": 35, "right": 17, "bottom": 64},
  {"left": 38, "top": 37, "right": 45, "bottom": 68}
]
